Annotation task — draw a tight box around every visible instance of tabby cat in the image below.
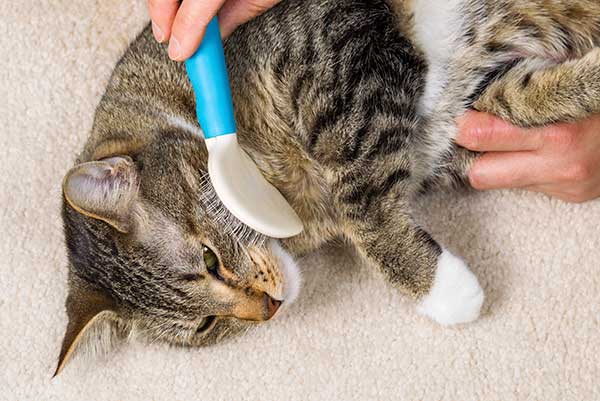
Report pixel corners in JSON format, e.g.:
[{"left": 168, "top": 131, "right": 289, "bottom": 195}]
[{"left": 55, "top": 0, "right": 600, "bottom": 374}]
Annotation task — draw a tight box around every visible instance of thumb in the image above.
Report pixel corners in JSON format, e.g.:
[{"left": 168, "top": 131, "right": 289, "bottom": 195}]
[{"left": 456, "top": 111, "right": 543, "bottom": 152}]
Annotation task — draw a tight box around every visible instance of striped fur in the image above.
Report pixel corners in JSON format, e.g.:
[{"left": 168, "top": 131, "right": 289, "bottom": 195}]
[
  {"left": 409, "top": 0, "right": 600, "bottom": 188},
  {"left": 57, "top": 0, "right": 600, "bottom": 372}
]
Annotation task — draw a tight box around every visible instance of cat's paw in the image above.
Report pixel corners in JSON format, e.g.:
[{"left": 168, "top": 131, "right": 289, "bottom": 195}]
[{"left": 416, "top": 249, "right": 484, "bottom": 326}]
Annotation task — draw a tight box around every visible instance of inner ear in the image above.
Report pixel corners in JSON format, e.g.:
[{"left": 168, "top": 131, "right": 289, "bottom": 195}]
[{"left": 62, "top": 156, "right": 138, "bottom": 233}]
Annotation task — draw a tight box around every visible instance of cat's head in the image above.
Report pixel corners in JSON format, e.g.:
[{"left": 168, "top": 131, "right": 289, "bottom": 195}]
[{"left": 55, "top": 137, "right": 301, "bottom": 375}]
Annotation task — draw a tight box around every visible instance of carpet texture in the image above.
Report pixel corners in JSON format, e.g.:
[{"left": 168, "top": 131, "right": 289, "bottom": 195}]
[{"left": 1, "top": 1, "right": 599, "bottom": 400}]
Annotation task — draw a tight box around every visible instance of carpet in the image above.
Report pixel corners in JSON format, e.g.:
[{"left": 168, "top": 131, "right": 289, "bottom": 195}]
[{"left": 1, "top": 1, "right": 599, "bottom": 400}]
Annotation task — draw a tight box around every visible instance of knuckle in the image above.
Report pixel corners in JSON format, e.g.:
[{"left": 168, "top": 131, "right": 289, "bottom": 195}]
[
  {"left": 177, "top": 10, "right": 207, "bottom": 31},
  {"left": 247, "top": 1, "right": 275, "bottom": 13},
  {"left": 464, "top": 128, "right": 487, "bottom": 151},
  {"left": 245, "top": 3, "right": 265, "bottom": 13},
  {"left": 178, "top": 12, "right": 196, "bottom": 30},
  {"left": 147, "top": 0, "right": 165, "bottom": 10},
  {"left": 547, "top": 125, "right": 580, "bottom": 149},
  {"left": 562, "top": 162, "right": 592, "bottom": 182},
  {"left": 148, "top": 0, "right": 179, "bottom": 18}
]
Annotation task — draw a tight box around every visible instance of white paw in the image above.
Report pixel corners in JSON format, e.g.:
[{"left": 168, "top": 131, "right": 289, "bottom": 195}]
[{"left": 416, "top": 249, "right": 484, "bottom": 326}]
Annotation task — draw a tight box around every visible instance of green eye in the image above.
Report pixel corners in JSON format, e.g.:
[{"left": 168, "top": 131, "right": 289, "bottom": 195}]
[{"left": 202, "top": 245, "right": 219, "bottom": 271}]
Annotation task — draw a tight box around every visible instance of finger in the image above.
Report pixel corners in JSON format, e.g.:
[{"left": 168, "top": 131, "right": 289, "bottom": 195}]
[
  {"left": 526, "top": 181, "right": 600, "bottom": 204},
  {"left": 524, "top": 185, "right": 587, "bottom": 203},
  {"left": 147, "top": 0, "right": 180, "bottom": 42},
  {"left": 521, "top": 184, "right": 565, "bottom": 199},
  {"left": 169, "top": 0, "right": 228, "bottom": 61},
  {"left": 456, "top": 111, "right": 544, "bottom": 152},
  {"left": 468, "top": 151, "right": 552, "bottom": 190},
  {"left": 219, "top": 0, "right": 280, "bottom": 37}
]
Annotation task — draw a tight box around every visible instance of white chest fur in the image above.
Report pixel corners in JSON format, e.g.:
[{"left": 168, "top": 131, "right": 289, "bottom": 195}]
[
  {"left": 411, "top": 0, "right": 465, "bottom": 114},
  {"left": 412, "top": 0, "right": 464, "bottom": 63}
]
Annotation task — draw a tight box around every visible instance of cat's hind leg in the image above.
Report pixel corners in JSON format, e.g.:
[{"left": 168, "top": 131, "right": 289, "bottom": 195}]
[
  {"left": 474, "top": 48, "right": 600, "bottom": 127},
  {"left": 430, "top": 48, "right": 600, "bottom": 192}
]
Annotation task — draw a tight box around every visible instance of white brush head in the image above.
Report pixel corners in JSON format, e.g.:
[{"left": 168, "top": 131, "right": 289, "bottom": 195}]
[{"left": 205, "top": 135, "right": 304, "bottom": 239}]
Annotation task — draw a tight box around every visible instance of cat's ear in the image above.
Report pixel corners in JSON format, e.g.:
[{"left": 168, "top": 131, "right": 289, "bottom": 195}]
[
  {"left": 62, "top": 156, "right": 138, "bottom": 233},
  {"left": 54, "top": 286, "right": 117, "bottom": 377}
]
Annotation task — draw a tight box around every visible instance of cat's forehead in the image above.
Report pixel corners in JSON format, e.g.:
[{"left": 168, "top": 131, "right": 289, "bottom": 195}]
[
  {"left": 136, "top": 147, "right": 265, "bottom": 244},
  {"left": 130, "top": 136, "right": 266, "bottom": 264},
  {"left": 136, "top": 146, "right": 206, "bottom": 215},
  {"left": 132, "top": 201, "right": 213, "bottom": 262},
  {"left": 132, "top": 189, "right": 264, "bottom": 267},
  {"left": 132, "top": 202, "right": 197, "bottom": 257}
]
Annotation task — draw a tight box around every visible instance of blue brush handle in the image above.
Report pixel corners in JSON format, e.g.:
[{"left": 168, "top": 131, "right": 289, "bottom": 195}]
[{"left": 185, "top": 17, "right": 237, "bottom": 139}]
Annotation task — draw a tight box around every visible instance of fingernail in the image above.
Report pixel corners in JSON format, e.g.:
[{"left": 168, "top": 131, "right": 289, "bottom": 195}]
[
  {"left": 455, "top": 121, "right": 468, "bottom": 145},
  {"left": 151, "top": 21, "right": 165, "bottom": 43},
  {"left": 168, "top": 36, "right": 181, "bottom": 60},
  {"left": 468, "top": 161, "right": 492, "bottom": 190}
]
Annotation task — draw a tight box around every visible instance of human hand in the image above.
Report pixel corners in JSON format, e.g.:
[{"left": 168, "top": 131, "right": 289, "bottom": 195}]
[
  {"left": 456, "top": 111, "right": 600, "bottom": 203},
  {"left": 147, "top": 0, "right": 280, "bottom": 61}
]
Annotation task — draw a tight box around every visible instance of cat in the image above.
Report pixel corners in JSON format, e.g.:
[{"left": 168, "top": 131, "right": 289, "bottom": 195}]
[{"left": 55, "top": 0, "right": 600, "bottom": 375}]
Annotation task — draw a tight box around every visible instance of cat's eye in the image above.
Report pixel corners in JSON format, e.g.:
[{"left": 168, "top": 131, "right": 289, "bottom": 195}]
[
  {"left": 181, "top": 273, "right": 204, "bottom": 282},
  {"left": 202, "top": 245, "right": 219, "bottom": 272},
  {"left": 196, "top": 316, "right": 216, "bottom": 334}
]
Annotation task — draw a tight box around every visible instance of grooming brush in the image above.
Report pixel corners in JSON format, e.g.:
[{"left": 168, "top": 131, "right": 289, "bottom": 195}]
[{"left": 185, "top": 17, "right": 303, "bottom": 238}]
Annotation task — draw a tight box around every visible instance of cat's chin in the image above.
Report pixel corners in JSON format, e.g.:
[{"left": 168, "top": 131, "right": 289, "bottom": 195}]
[{"left": 269, "top": 240, "right": 302, "bottom": 305}]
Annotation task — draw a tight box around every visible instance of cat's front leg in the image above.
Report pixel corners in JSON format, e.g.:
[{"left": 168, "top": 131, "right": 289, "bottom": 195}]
[
  {"left": 360, "top": 221, "right": 483, "bottom": 326},
  {"left": 334, "top": 175, "right": 484, "bottom": 325},
  {"left": 415, "top": 248, "right": 484, "bottom": 325}
]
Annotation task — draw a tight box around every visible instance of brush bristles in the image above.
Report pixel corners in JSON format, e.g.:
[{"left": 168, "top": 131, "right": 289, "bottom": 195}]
[{"left": 198, "top": 173, "right": 266, "bottom": 247}]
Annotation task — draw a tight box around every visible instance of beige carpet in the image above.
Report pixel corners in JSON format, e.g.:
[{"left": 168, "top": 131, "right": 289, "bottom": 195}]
[{"left": 2, "top": 1, "right": 599, "bottom": 400}]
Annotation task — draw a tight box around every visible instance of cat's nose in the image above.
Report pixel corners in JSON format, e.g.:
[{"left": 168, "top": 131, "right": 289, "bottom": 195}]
[
  {"left": 230, "top": 291, "right": 282, "bottom": 321},
  {"left": 265, "top": 295, "right": 282, "bottom": 320}
]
